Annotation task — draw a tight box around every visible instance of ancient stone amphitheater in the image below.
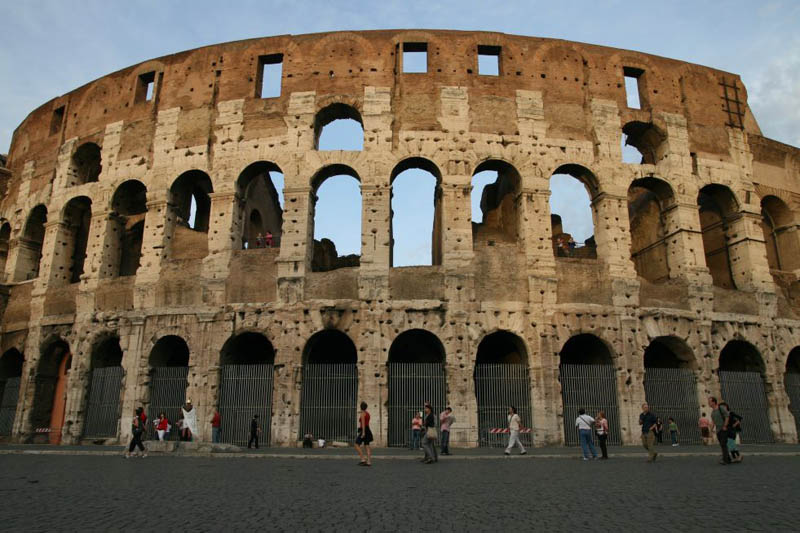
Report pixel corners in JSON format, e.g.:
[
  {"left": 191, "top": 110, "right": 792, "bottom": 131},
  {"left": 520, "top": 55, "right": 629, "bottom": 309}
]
[{"left": 0, "top": 30, "right": 799, "bottom": 449}]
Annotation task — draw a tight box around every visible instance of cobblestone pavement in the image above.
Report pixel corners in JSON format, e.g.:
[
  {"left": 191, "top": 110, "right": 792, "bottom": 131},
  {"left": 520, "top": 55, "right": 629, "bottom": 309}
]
[{"left": 0, "top": 453, "right": 798, "bottom": 532}]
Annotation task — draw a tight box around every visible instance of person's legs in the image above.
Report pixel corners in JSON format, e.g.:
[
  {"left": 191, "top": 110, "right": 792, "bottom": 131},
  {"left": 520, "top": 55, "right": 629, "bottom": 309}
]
[
  {"left": 671, "top": 431, "right": 677, "bottom": 445},
  {"left": 365, "top": 444, "right": 372, "bottom": 465},
  {"left": 586, "top": 432, "right": 598, "bottom": 458},
  {"left": 599, "top": 434, "right": 608, "bottom": 458},
  {"left": 716, "top": 430, "right": 731, "bottom": 463},
  {"left": 579, "top": 430, "right": 591, "bottom": 459},
  {"left": 354, "top": 440, "right": 365, "bottom": 462},
  {"left": 421, "top": 437, "right": 432, "bottom": 462},
  {"left": 641, "top": 433, "right": 656, "bottom": 461},
  {"left": 441, "top": 430, "right": 450, "bottom": 454},
  {"left": 212, "top": 427, "right": 219, "bottom": 443}
]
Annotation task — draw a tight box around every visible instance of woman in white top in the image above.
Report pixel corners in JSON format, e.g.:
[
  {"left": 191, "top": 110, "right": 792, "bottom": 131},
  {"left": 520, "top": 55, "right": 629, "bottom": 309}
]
[{"left": 575, "top": 408, "right": 598, "bottom": 460}]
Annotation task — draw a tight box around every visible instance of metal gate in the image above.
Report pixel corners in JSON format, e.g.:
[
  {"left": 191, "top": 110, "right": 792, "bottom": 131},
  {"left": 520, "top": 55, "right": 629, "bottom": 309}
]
[
  {"left": 719, "top": 370, "right": 774, "bottom": 443},
  {"left": 299, "top": 363, "right": 358, "bottom": 442},
  {"left": 82, "top": 366, "right": 124, "bottom": 438},
  {"left": 786, "top": 373, "right": 800, "bottom": 438},
  {"left": 218, "top": 363, "right": 274, "bottom": 446},
  {"left": 560, "top": 363, "right": 622, "bottom": 446},
  {"left": 146, "top": 366, "right": 189, "bottom": 440},
  {"left": 387, "top": 363, "right": 446, "bottom": 447},
  {"left": 474, "top": 364, "right": 533, "bottom": 448},
  {"left": 644, "top": 367, "right": 701, "bottom": 444},
  {"left": 0, "top": 377, "right": 21, "bottom": 436}
]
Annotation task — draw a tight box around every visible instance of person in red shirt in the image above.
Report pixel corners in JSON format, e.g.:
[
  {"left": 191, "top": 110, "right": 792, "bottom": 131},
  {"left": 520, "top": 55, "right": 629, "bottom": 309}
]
[
  {"left": 156, "top": 412, "right": 169, "bottom": 441},
  {"left": 211, "top": 410, "right": 221, "bottom": 443},
  {"left": 354, "top": 402, "right": 373, "bottom": 466}
]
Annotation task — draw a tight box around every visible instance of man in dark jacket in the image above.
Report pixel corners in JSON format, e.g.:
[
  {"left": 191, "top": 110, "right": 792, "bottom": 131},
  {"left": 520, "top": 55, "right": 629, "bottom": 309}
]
[{"left": 247, "top": 414, "right": 261, "bottom": 449}]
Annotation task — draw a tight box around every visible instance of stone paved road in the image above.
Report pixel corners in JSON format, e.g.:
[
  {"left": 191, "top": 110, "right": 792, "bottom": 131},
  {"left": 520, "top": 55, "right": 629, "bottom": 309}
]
[{"left": 0, "top": 454, "right": 797, "bottom": 532}]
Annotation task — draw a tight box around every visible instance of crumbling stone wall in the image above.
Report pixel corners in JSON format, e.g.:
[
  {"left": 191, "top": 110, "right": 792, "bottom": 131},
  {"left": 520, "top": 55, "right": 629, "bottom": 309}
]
[{"left": 0, "top": 30, "right": 799, "bottom": 447}]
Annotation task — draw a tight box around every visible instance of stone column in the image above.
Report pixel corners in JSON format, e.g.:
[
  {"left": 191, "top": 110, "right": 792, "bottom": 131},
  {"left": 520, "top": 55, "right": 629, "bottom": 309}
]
[
  {"left": 358, "top": 180, "right": 390, "bottom": 300},
  {"left": 519, "top": 181, "right": 558, "bottom": 305},
  {"left": 202, "top": 191, "right": 239, "bottom": 305},
  {"left": 591, "top": 191, "right": 640, "bottom": 306},
  {"left": 133, "top": 193, "right": 172, "bottom": 308},
  {"left": 727, "top": 210, "right": 775, "bottom": 292},
  {"left": 276, "top": 186, "right": 312, "bottom": 303},
  {"left": 440, "top": 174, "right": 474, "bottom": 303}
]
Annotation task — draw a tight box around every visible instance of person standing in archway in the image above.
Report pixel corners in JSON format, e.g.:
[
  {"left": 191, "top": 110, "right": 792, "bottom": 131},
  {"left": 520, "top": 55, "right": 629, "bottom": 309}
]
[
  {"left": 708, "top": 397, "right": 732, "bottom": 465},
  {"left": 248, "top": 414, "right": 261, "bottom": 449},
  {"left": 505, "top": 406, "right": 527, "bottom": 456}
]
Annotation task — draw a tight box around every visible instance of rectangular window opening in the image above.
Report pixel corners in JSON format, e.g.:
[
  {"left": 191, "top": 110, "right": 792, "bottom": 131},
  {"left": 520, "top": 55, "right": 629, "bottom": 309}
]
[
  {"left": 623, "top": 67, "right": 644, "bottom": 109},
  {"left": 478, "top": 45, "right": 501, "bottom": 76},
  {"left": 402, "top": 42, "right": 427, "bottom": 73},
  {"left": 258, "top": 54, "right": 284, "bottom": 99},
  {"left": 50, "top": 106, "right": 65, "bottom": 135},
  {"left": 135, "top": 71, "right": 156, "bottom": 104}
]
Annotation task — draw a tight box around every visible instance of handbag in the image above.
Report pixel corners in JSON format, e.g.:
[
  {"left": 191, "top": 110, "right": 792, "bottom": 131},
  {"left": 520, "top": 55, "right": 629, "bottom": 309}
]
[{"left": 425, "top": 426, "right": 437, "bottom": 440}]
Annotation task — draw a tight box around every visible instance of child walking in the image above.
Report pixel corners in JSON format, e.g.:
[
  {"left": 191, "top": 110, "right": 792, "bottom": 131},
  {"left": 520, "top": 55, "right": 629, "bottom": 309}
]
[{"left": 668, "top": 417, "right": 679, "bottom": 446}]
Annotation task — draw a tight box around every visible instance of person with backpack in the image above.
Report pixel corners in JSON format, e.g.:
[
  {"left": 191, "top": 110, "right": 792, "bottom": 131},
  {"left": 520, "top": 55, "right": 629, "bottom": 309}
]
[
  {"left": 708, "top": 396, "right": 732, "bottom": 465},
  {"left": 720, "top": 402, "right": 743, "bottom": 462},
  {"left": 575, "top": 408, "right": 597, "bottom": 460},
  {"left": 505, "top": 406, "right": 527, "bottom": 456}
]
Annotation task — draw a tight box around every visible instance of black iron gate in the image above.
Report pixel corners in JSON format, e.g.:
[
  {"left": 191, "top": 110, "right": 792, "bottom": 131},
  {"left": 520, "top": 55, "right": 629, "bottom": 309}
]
[
  {"left": 299, "top": 363, "right": 358, "bottom": 443},
  {"left": 786, "top": 373, "right": 800, "bottom": 438},
  {"left": 719, "top": 370, "right": 774, "bottom": 443},
  {"left": 0, "top": 377, "right": 21, "bottom": 436},
  {"left": 474, "top": 363, "right": 533, "bottom": 448},
  {"left": 387, "top": 363, "right": 446, "bottom": 447},
  {"left": 560, "top": 363, "right": 622, "bottom": 446},
  {"left": 644, "top": 367, "right": 701, "bottom": 444},
  {"left": 218, "top": 363, "right": 274, "bottom": 446},
  {"left": 82, "top": 366, "right": 124, "bottom": 439},
  {"left": 146, "top": 366, "right": 189, "bottom": 440}
]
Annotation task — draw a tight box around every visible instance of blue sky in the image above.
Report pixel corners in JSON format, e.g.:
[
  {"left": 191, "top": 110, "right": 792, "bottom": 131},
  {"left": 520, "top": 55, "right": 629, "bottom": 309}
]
[{"left": 2, "top": 1, "right": 798, "bottom": 263}]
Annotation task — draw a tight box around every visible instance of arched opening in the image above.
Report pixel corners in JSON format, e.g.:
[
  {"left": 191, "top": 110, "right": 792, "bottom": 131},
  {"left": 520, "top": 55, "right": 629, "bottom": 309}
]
[
  {"left": 109, "top": 180, "right": 147, "bottom": 277},
  {"left": 170, "top": 170, "right": 213, "bottom": 232},
  {"left": 310, "top": 165, "right": 361, "bottom": 272},
  {"left": 698, "top": 184, "right": 739, "bottom": 289},
  {"left": 761, "top": 195, "right": 799, "bottom": 274},
  {"left": 628, "top": 177, "right": 675, "bottom": 283},
  {"left": 30, "top": 338, "right": 71, "bottom": 444},
  {"left": 718, "top": 340, "right": 773, "bottom": 443},
  {"left": 474, "top": 331, "right": 533, "bottom": 447},
  {"left": 0, "top": 222, "right": 10, "bottom": 280},
  {"left": 82, "top": 335, "right": 124, "bottom": 439},
  {"left": 68, "top": 142, "right": 102, "bottom": 186},
  {"left": 642, "top": 336, "right": 701, "bottom": 444},
  {"left": 785, "top": 348, "right": 800, "bottom": 437},
  {"left": 299, "top": 330, "right": 358, "bottom": 442},
  {"left": 559, "top": 334, "right": 621, "bottom": 445},
  {"left": 61, "top": 196, "right": 92, "bottom": 284},
  {"left": 550, "top": 165, "right": 597, "bottom": 259},
  {"left": 146, "top": 335, "right": 190, "bottom": 441},
  {"left": 14, "top": 205, "right": 47, "bottom": 281},
  {"left": 621, "top": 122, "right": 667, "bottom": 165},
  {"left": 471, "top": 160, "right": 521, "bottom": 244},
  {"left": 0, "top": 348, "right": 24, "bottom": 436},
  {"left": 236, "top": 162, "right": 283, "bottom": 250},
  {"left": 390, "top": 158, "right": 442, "bottom": 267},
  {"left": 218, "top": 332, "right": 276, "bottom": 446},
  {"left": 387, "top": 329, "right": 447, "bottom": 447},
  {"left": 314, "top": 103, "right": 364, "bottom": 151}
]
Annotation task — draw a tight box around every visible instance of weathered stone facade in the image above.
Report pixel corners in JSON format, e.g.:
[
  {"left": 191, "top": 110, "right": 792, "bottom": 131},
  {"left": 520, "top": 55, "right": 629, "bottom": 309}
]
[{"left": 0, "top": 30, "right": 799, "bottom": 447}]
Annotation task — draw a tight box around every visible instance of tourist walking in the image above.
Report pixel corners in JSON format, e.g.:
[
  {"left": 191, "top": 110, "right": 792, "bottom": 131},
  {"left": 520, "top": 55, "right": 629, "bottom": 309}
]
[
  {"left": 668, "top": 417, "right": 679, "bottom": 446},
  {"left": 505, "top": 406, "right": 527, "bottom": 456},
  {"left": 410, "top": 411, "right": 422, "bottom": 450},
  {"left": 126, "top": 413, "right": 146, "bottom": 458},
  {"left": 720, "top": 402, "right": 743, "bottom": 463},
  {"left": 698, "top": 413, "right": 712, "bottom": 445},
  {"left": 421, "top": 403, "right": 438, "bottom": 464},
  {"left": 248, "top": 414, "right": 261, "bottom": 449},
  {"left": 180, "top": 400, "right": 197, "bottom": 442},
  {"left": 655, "top": 418, "right": 664, "bottom": 444},
  {"left": 439, "top": 407, "right": 454, "bottom": 455},
  {"left": 156, "top": 412, "right": 169, "bottom": 441},
  {"left": 354, "top": 402, "right": 373, "bottom": 466},
  {"left": 639, "top": 403, "right": 658, "bottom": 462},
  {"left": 211, "top": 410, "right": 221, "bottom": 443},
  {"left": 575, "top": 408, "right": 597, "bottom": 460},
  {"left": 595, "top": 410, "right": 609, "bottom": 459},
  {"left": 708, "top": 397, "right": 732, "bottom": 465}
]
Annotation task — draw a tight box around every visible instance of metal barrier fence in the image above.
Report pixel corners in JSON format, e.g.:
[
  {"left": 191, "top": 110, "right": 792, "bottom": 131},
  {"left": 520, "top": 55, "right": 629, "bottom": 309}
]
[
  {"left": 387, "top": 363, "right": 446, "bottom": 448},
  {"left": 0, "top": 377, "right": 21, "bottom": 436},
  {"left": 560, "top": 363, "right": 622, "bottom": 446},
  {"left": 146, "top": 366, "right": 189, "bottom": 441},
  {"left": 786, "top": 373, "right": 800, "bottom": 438},
  {"left": 299, "top": 364, "right": 358, "bottom": 443},
  {"left": 644, "top": 367, "right": 702, "bottom": 445},
  {"left": 82, "top": 366, "right": 124, "bottom": 438},
  {"left": 719, "top": 370, "right": 774, "bottom": 443},
  {"left": 218, "top": 363, "right": 274, "bottom": 446},
  {"left": 474, "top": 364, "right": 533, "bottom": 448}
]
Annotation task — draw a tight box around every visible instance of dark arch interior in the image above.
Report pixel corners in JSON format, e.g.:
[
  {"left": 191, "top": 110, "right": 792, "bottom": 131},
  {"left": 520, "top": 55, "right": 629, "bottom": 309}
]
[
  {"left": 622, "top": 121, "right": 666, "bottom": 165},
  {"left": 476, "top": 331, "right": 527, "bottom": 364},
  {"left": 170, "top": 170, "right": 213, "bottom": 232},
  {"left": 719, "top": 340, "right": 765, "bottom": 374},
  {"left": 71, "top": 143, "right": 102, "bottom": 185},
  {"left": 221, "top": 332, "right": 275, "bottom": 365},
  {"left": 560, "top": 334, "right": 613, "bottom": 366},
  {"left": 388, "top": 329, "right": 445, "bottom": 364},
  {"left": 63, "top": 196, "right": 92, "bottom": 284},
  {"left": 471, "top": 160, "right": 520, "bottom": 242},
  {"left": 787, "top": 348, "right": 800, "bottom": 374},
  {"left": 91, "top": 337, "right": 123, "bottom": 369},
  {"left": 112, "top": 180, "right": 147, "bottom": 216},
  {"left": 0, "top": 348, "right": 24, "bottom": 379},
  {"left": 303, "top": 330, "right": 357, "bottom": 364},
  {"left": 38, "top": 339, "right": 71, "bottom": 378},
  {"left": 644, "top": 337, "right": 695, "bottom": 369},
  {"left": 17, "top": 206, "right": 47, "bottom": 282},
  {"left": 237, "top": 161, "right": 283, "bottom": 249},
  {"left": 149, "top": 336, "right": 190, "bottom": 367}
]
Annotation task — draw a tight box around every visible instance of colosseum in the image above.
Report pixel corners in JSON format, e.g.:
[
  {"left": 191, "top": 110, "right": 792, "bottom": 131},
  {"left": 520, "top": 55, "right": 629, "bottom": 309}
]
[{"left": 0, "top": 29, "right": 799, "bottom": 449}]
